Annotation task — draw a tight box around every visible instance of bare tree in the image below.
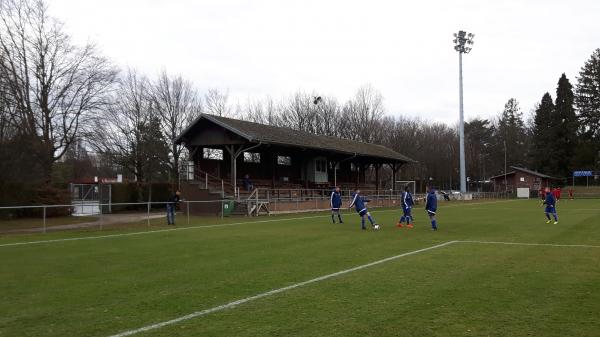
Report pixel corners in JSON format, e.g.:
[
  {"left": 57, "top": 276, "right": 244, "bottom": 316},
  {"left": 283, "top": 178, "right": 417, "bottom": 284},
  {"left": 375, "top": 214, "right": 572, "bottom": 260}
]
[
  {"left": 89, "top": 69, "right": 151, "bottom": 194},
  {"left": 204, "top": 88, "right": 231, "bottom": 117},
  {"left": 0, "top": 0, "right": 117, "bottom": 184},
  {"left": 314, "top": 96, "right": 341, "bottom": 137},
  {"left": 342, "top": 84, "right": 385, "bottom": 142},
  {"left": 241, "top": 96, "right": 282, "bottom": 126},
  {"left": 279, "top": 91, "right": 319, "bottom": 133},
  {"left": 150, "top": 70, "right": 202, "bottom": 184},
  {"left": 0, "top": 70, "right": 13, "bottom": 143}
]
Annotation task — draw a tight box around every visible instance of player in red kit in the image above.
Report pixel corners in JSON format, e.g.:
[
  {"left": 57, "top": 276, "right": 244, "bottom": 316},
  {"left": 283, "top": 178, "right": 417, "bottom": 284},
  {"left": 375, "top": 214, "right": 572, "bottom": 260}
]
[{"left": 568, "top": 187, "right": 574, "bottom": 200}]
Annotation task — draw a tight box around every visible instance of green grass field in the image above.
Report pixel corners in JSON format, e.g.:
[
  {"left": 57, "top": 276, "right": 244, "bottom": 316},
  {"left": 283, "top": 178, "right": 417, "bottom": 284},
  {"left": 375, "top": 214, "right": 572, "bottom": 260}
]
[{"left": 1, "top": 199, "right": 600, "bottom": 337}]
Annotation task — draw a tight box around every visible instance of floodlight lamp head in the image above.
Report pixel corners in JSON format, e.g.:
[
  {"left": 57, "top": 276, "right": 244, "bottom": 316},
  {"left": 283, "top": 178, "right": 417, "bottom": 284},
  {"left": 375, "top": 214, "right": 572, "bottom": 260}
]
[{"left": 453, "top": 30, "right": 475, "bottom": 53}]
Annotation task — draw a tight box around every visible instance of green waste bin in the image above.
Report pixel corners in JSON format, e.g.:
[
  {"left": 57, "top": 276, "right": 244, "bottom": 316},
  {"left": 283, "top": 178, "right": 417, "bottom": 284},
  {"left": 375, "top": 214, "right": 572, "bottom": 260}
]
[{"left": 222, "top": 200, "right": 234, "bottom": 216}]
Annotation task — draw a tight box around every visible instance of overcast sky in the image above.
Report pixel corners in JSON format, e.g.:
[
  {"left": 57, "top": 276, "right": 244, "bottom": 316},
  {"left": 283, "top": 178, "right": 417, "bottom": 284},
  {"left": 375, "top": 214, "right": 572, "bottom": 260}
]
[{"left": 48, "top": 0, "right": 600, "bottom": 124}]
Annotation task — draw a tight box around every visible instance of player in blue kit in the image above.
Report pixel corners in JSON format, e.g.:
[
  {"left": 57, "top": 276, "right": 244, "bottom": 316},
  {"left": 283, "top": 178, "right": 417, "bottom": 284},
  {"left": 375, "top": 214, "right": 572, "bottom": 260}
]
[
  {"left": 397, "top": 186, "right": 414, "bottom": 228},
  {"left": 330, "top": 186, "right": 343, "bottom": 224},
  {"left": 425, "top": 185, "right": 438, "bottom": 231},
  {"left": 348, "top": 189, "right": 379, "bottom": 230},
  {"left": 542, "top": 186, "right": 559, "bottom": 224}
]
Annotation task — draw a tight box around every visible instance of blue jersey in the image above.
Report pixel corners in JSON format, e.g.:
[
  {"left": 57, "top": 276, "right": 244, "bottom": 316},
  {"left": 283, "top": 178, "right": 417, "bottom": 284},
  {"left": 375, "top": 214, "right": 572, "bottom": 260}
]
[
  {"left": 349, "top": 193, "right": 368, "bottom": 213},
  {"left": 402, "top": 191, "right": 414, "bottom": 209},
  {"left": 544, "top": 192, "right": 556, "bottom": 208},
  {"left": 425, "top": 191, "right": 437, "bottom": 212},
  {"left": 330, "top": 191, "right": 342, "bottom": 209}
]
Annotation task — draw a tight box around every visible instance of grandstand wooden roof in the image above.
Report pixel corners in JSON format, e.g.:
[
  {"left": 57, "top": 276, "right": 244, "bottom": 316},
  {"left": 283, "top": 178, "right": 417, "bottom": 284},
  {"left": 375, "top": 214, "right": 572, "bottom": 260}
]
[{"left": 176, "top": 114, "right": 416, "bottom": 163}]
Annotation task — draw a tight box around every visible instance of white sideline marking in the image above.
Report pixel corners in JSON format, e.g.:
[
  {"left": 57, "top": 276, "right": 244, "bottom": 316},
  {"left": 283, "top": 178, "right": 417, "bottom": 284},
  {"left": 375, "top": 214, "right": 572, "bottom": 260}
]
[
  {"left": 108, "top": 241, "right": 457, "bottom": 337},
  {"left": 108, "top": 238, "right": 600, "bottom": 336},
  {"left": 0, "top": 214, "right": 332, "bottom": 248},
  {"left": 458, "top": 240, "right": 600, "bottom": 249},
  {"left": 0, "top": 200, "right": 516, "bottom": 248}
]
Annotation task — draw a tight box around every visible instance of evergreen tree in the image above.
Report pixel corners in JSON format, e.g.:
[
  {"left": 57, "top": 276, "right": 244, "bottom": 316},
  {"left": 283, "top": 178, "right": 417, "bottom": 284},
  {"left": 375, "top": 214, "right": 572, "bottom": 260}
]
[
  {"left": 575, "top": 49, "right": 600, "bottom": 139},
  {"left": 532, "top": 93, "right": 555, "bottom": 172},
  {"left": 574, "top": 48, "right": 600, "bottom": 169},
  {"left": 494, "top": 98, "right": 528, "bottom": 170},
  {"left": 139, "top": 115, "right": 171, "bottom": 184},
  {"left": 465, "top": 118, "right": 493, "bottom": 181},
  {"left": 550, "top": 74, "right": 578, "bottom": 178}
]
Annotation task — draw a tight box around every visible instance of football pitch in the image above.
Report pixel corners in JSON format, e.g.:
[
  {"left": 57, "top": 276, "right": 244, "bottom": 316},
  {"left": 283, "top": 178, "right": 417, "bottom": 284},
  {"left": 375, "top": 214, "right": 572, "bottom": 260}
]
[{"left": 1, "top": 199, "right": 600, "bottom": 337}]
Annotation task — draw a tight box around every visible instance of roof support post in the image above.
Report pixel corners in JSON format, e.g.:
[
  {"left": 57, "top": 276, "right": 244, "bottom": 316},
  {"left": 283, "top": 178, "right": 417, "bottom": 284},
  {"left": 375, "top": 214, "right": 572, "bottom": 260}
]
[
  {"left": 374, "top": 163, "right": 381, "bottom": 196},
  {"left": 271, "top": 152, "right": 276, "bottom": 189},
  {"left": 360, "top": 164, "right": 366, "bottom": 187},
  {"left": 225, "top": 143, "right": 262, "bottom": 195},
  {"left": 389, "top": 163, "right": 399, "bottom": 193},
  {"left": 354, "top": 163, "right": 360, "bottom": 190},
  {"left": 330, "top": 160, "right": 338, "bottom": 187},
  {"left": 225, "top": 145, "right": 240, "bottom": 192}
]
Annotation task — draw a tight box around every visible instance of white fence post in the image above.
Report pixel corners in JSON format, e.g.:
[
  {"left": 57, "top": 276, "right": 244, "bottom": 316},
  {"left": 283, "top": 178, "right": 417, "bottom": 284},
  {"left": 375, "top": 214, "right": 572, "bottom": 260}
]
[
  {"left": 43, "top": 206, "right": 47, "bottom": 234},
  {"left": 187, "top": 201, "right": 190, "bottom": 225},
  {"left": 147, "top": 202, "right": 151, "bottom": 228}
]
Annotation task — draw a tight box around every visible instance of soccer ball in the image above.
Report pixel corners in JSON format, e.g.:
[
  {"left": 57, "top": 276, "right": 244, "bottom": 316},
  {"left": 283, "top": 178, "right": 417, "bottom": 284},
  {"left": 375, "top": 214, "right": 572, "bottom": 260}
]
[{"left": 374, "top": 224, "right": 380, "bottom": 230}]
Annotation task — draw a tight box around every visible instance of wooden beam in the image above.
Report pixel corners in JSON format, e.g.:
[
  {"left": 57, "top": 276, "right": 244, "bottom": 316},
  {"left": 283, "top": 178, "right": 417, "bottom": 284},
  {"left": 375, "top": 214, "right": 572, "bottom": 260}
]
[
  {"left": 375, "top": 164, "right": 381, "bottom": 195},
  {"left": 271, "top": 152, "right": 276, "bottom": 189},
  {"left": 330, "top": 160, "right": 338, "bottom": 187},
  {"left": 225, "top": 143, "right": 262, "bottom": 194},
  {"left": 390, "top": 163, "right": 398, "bottom": 192},
  {"left": 224, "top": 145, "right": 238, "bottom": 189}
]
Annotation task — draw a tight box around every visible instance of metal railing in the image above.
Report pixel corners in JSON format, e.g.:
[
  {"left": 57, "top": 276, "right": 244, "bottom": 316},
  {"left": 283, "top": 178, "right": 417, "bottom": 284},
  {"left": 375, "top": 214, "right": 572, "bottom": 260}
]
[
  {"left": 0, "top": 200, "right": 228, "bottom": 234},
  {"left": 0, "top": 191, "right": 515, "bottom": 234}
]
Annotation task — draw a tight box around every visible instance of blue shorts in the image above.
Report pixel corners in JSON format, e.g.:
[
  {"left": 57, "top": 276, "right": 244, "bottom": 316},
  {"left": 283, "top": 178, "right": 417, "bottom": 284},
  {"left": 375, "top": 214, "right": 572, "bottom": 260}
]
[
  {"left": 331, "top": 207, "right": 340, "bottom": 212},
  {"left": 358, "top": 209, "right": 368, "bottom": 217},
  {"left": 545, "top": 206, "right": 555, "bottom": 213},
  {"left": 426, "top": 209, "right": 436, "bottom": 216},
  {"left": 402, "top": 207, "right": 412, "bottom": 217}
]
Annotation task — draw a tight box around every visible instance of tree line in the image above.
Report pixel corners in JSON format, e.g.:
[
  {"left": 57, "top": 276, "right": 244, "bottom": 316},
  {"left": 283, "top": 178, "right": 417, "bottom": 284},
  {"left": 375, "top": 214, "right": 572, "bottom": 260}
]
[{"left": 1, "top": 0, "right": 599, "bottom": 206}]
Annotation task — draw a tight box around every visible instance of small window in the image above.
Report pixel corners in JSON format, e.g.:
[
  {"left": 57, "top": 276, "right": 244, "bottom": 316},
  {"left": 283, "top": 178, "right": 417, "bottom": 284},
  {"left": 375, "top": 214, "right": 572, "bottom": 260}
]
[
  {"left": 350, "top": 163, "right": 357, "bottom": 172},
  {"left": 244, "top": 152, "right": 261, "bottom": 163},
  {"left": 203, "top": 148, "right": 223, "bottom": 160},
  {"left": 520, "top": 177, "right": 525, "bottom": 182},
  {"left": 277, "top": 155, "right": 292, "bottom": 166}
]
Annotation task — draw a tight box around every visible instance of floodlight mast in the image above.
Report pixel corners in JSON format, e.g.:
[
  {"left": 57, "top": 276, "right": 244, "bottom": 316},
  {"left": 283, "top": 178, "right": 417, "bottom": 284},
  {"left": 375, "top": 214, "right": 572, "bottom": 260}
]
[{"left": 453, "top": 30, "right": 474, "bottom": 194}]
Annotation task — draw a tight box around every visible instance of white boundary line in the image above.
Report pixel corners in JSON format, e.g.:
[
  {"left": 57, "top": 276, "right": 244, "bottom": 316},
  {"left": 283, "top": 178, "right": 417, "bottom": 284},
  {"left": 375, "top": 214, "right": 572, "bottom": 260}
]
[
  {"left": 0, "top": 214, "right": 331, "bottom": 248},
  {"left": 458, "top": 240, "right": 600, "bottom": 249},
  {"left": 108, "top": 241, "right": 458, "bottom": 337},
  {"left": 107, "top": 238, "right": 600, "bottom": 336},
  {"left": 0, "top": 200, "right": 517, "bottom": 248}
]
